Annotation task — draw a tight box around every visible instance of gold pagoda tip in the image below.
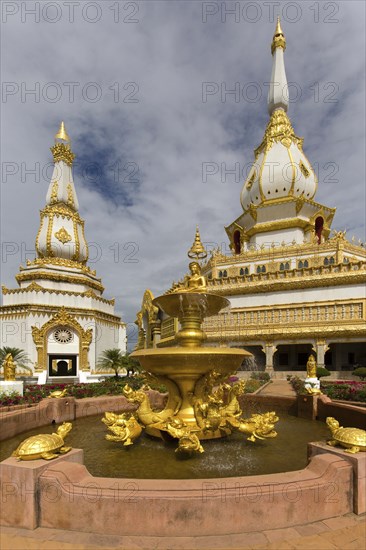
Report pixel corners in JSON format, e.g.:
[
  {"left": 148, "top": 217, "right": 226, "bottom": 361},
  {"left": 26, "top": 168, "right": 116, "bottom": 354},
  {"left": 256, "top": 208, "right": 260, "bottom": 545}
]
[
  {"left": 275, "top": 16, "right": 283, "bottom": 36},
  {"left": 188, "top": 226, "right": 207, "bottom": 260},
  {"left": 271, "top": 16, "right": 286, "bottom": 54},
  {"left": 55, "top": 121, "right": 70, "bottom": 142}
]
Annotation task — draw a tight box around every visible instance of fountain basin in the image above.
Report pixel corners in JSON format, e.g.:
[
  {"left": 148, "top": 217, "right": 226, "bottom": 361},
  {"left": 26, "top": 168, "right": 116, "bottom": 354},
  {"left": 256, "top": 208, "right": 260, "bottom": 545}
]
[
  {"left": 131, "top": 347, "right": 250, "bottom": 377},
  {"left": 132, "top": 347, "right": 250, "bottom": 431}
]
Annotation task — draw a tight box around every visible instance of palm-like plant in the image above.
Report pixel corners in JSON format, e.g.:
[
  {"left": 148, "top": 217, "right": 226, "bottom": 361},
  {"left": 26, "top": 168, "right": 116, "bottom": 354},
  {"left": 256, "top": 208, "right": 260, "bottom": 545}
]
[
  {"left": 96, "top": 349, "right": 140, "bottom": 378},
  {"left": 0, "top": 347, "right": 32, "bottom": 375}
]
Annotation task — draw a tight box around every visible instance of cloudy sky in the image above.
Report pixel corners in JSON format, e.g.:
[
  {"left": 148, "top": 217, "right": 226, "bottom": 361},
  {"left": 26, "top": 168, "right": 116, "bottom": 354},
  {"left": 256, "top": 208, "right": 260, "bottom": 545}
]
[{"left": 1, "top": 0, "right": 365, "bottom": 347}]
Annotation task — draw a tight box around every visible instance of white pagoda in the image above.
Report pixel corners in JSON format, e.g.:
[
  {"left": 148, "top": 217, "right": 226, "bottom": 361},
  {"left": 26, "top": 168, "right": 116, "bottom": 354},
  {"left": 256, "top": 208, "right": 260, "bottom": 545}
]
[{"left": 1, "top": 123, "right": 126, "bottom": 383}]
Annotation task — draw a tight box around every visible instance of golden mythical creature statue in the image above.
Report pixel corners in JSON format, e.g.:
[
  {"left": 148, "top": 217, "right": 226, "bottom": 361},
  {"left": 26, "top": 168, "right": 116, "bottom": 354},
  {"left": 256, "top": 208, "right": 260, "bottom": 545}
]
[
  {"left": 164, "top": 417, "right": 204, "bottom": 454},
  {"left": 3, "top": 353, "right": 16, "bottom": 381},
  {"left": 48, "top": 388, "right": 68, "bottom": 399},
  {"left": 102, "top": 412, "right": 142, "bottom": 446},
  {"left": 326, "top": 417, "right": 366, "bottom": 453},
  {"left": 122, "top": 382, "right": 182, "bottom": 426},
  {"left": 12, "top": 422, "right": 72, "bottom": 461}
]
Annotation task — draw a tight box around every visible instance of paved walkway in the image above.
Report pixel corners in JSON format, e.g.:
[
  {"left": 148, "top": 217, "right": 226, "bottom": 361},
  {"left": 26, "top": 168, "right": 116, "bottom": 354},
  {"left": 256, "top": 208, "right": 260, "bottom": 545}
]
[
  {"left": 1, "top": 380, "right": 365, "bottom": 550},
  {"left": 1, "top": 514, "right": 365, "bottom": 549},
  {"left": 255, "top": 379, "right": 297, "bottom": 397}
]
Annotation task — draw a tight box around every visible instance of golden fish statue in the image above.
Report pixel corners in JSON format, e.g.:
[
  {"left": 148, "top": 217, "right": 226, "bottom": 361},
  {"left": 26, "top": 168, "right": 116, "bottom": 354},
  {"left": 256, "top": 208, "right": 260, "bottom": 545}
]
[{"left": 12, "top": 422, "right": 72, "bottom": 461}]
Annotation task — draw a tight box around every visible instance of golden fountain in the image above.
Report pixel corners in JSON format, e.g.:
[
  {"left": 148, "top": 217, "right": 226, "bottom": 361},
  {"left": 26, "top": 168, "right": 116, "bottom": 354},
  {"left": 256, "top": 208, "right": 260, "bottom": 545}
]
[{"left": 103, "top": 229, "right": 279, "bottom": 454}]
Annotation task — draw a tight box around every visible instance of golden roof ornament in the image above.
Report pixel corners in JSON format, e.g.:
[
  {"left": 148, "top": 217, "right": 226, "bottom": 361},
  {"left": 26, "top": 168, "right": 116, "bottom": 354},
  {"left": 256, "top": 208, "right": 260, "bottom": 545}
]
[
  {"left": 188, "top": 226, "right": 207, "bottom": 260},
  {"left": 271, "top": 16, "right": 286, "bottom": 55},
  {"left": 55, "top": 121, "right": 70, "bottom": 142},
  {"left": 51, "top": 122, "right": 75, "bottom": 166}
]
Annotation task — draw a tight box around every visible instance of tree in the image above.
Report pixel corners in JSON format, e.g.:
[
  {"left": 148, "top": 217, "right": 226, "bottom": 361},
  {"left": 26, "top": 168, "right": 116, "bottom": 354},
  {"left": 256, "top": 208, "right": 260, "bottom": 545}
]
[
  {"left": 96, "top": 349, "right": 140, "bottom": 378},
  {"left": 0, "top": 347, "right": 32, "bottom": 375}
]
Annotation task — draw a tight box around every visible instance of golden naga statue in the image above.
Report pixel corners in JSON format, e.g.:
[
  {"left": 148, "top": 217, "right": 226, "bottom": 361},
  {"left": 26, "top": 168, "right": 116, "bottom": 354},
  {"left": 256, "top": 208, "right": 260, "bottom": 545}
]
[
  {"left": 3, "top": 353, "right": 16, "bottom": 381},
  {"left": 12, "top": 422, "right": 72, "bottom": 461},
  {"left": 306, "top": 355, "right": 317, "bottom": 378},
  {"left": 226, "top": 412, "right": 279, "bottom": 441},
  {"left": 102, "top": 412, "right": 142, "bottom": 446},
  {"left": 122, "top": 382, "right": 182, "bottom": 426},
  {"left": 326, "top": 417, "right": 366, "bottom": 454},
  {"left": 164, "top": 417, "right": 204, "bottom": 454}
]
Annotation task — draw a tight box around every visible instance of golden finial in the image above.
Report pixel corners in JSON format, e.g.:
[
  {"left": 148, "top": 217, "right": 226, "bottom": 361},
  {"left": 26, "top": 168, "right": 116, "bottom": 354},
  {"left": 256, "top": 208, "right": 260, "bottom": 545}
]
[
  {"left": 51, "top": 122, "right": 75, "bottom": 166},
  {"left": 271, "top": 16, "right": 286, "bottom": 55},
  {"left": 55, "top": 121, "right": 70, "bottom": 142},
  {"left": 188, "top": 226, "right": 207, "bottom": 260}
]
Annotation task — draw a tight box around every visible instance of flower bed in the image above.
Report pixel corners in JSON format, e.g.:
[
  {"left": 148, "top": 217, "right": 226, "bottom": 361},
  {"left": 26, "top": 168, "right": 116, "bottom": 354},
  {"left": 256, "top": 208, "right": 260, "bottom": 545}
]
[
  {"left": 321, "top": 381, "right": 366, "bottom": 403},
  {"left": 288, "top": 375, "right": 366, "bottom": 403}
]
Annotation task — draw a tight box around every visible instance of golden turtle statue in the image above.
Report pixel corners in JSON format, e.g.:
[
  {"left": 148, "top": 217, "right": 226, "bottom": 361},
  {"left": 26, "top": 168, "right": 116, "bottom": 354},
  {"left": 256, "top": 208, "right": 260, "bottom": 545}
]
[
  {"left": 326, "top": 417, "right": 366, "bottom": 454},
  {"left": 12, "top": 422, "right": 72, "bottom": 461},
  {"left": 48, "top": 388, "right": 68, "bottom": 399}
]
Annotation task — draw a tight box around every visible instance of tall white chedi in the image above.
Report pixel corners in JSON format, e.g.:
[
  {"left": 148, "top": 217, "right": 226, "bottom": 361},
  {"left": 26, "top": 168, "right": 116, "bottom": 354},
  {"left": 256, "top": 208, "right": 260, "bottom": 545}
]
[
  {"left": 225, "top": 18, "right": 335, "bottom": 252},
  {"left": 36, "top": 122, "right": 88, "bottom": 263},
  {"left": 1, "top": 123, "right": 126, "bottom": 382}
]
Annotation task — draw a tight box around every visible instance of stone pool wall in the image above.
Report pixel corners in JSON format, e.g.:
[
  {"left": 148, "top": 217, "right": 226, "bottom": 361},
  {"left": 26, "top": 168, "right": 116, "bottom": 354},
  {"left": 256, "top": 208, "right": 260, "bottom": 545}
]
[{"left": 0, "top": 449, "right": 354, "bottom": 536}]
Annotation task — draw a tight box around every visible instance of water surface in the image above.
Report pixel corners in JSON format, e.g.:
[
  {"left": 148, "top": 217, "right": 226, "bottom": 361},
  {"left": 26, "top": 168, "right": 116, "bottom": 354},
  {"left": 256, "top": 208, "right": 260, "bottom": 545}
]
[{"left": 0, "top": 413, "right": 329, "bottom": 479}]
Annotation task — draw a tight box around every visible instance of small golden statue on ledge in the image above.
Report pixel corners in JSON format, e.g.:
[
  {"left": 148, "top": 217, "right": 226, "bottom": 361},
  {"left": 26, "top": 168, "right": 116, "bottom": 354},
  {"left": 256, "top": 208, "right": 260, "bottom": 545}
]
[
  {"left": 305, "top": 354, "right": 322, "bottom": 395},
  {"left": 306, "top": 354, "right": 317, "bottom": 378},
  {"left": 3, "top": 353, "right": 16, "bottom": 381}
]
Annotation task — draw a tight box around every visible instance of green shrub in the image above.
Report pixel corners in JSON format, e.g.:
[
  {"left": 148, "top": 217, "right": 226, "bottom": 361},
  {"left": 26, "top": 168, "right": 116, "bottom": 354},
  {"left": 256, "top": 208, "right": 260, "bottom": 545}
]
[
  {"left": 316, "top": 367, "right": 330, "bottom": 378},
  {"left": 352, "top": 367, "right": 366, "bottom": 381},
  {"left": 250, "top": 371, "right": 270, "bottom": 382},
  {"left": 288, "top": 375, "right": 305, "bottom": 395}
]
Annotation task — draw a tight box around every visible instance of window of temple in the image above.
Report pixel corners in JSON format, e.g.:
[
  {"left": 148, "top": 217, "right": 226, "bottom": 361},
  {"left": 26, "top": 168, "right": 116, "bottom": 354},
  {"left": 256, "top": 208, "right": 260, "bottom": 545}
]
[
  {"left": 218, "top": 271, "right": 222, "bottom": 277},
  {"left": 298, "top": 261, "right": 303, "bottom": 269},
  {"left": 315, "top": 216, "right": 324, "bottom": 244},
  {"left": 330, "top": 257, "right": 335, "bottom": 265},
  {"left": 257, "top": 265, "right": 266, "bottom": 273},
  {"left": 233, "top": 230, "right": 241, "bottom": 254},
  {"left": 223, "top": 270, "right": 228, "bottom": 277},
  {"left": 304, "top": 260, "right": 309, "bottom": 268},
  {"left": 343, "top": 257, "right": 350, "bottom": 264},
  {"left": 280, "top": 262, "right": 290, "bottom": 270},
  {"left": 324, "top": 257, "right": 329, "bottom": 266}
]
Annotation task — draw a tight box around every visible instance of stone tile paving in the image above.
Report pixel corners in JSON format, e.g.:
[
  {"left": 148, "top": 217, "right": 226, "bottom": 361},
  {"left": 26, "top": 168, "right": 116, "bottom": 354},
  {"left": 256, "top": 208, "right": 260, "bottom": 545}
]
[{"left": 0, "top": 514, "right": 365, "bottom": 550}]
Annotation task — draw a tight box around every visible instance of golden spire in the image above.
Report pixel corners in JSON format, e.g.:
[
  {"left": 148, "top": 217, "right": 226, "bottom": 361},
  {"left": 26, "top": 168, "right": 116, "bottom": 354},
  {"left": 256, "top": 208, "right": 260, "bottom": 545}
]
[
  {"left": 188, "top": 226, "right": 207, "bottom": 260},
  {"left": 55, "top": 121, "right": 70, "bottom": 142},
  {"left": 51, "top": 122, "right": 75, "bottom": 166},
  {"left": 271, "top": 16, "right": 286, "bottom": 55}
]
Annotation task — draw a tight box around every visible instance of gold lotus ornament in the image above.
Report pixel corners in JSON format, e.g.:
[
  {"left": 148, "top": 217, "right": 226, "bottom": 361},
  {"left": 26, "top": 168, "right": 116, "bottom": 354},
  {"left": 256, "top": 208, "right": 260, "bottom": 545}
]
[{"left": 55, "top": 226, "right": 72, "bottom": 244}]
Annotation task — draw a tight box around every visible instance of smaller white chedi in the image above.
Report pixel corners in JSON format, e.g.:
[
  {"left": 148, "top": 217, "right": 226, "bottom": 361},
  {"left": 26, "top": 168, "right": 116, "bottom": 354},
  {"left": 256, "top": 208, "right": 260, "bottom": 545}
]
[{"left": 1, "top": 123, "right": 126, "bottom": 382}]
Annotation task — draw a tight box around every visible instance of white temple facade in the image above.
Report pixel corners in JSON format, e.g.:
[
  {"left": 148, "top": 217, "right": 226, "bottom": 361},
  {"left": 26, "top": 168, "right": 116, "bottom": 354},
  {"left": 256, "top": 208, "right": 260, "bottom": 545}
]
[
  {"left": 137, "top": 20, "right": 366, "bottom": 376},
  {"left": 1, "top": 123, "right": 126, "bottom": 382}
]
